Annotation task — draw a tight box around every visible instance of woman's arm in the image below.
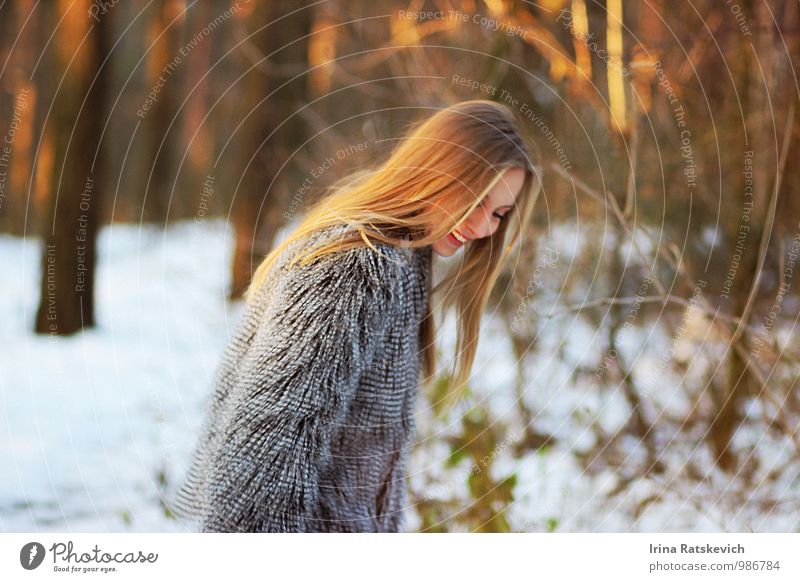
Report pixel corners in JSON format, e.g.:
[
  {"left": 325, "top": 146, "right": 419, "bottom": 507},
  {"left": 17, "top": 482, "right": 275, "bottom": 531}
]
[{"left": 199, "top": 242, "right": 405, "bottom": 532}]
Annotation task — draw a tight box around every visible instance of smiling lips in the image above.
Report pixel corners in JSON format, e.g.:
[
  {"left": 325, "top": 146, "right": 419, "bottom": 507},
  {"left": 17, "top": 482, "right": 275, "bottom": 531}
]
[{"left": 447, "top": 228, "right": 468, "bottom": 247}]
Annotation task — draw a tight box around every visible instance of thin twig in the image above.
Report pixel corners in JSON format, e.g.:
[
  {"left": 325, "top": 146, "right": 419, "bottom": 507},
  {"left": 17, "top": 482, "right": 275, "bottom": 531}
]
[
  {"left": 543, "top": 293, "right": 762, "bottom": 334},
  {"left": 729, "top": 99, "right": 795, "bottom": 347},
  {"left": 549, "top": 149, "right": 800, "bottom": 457}
]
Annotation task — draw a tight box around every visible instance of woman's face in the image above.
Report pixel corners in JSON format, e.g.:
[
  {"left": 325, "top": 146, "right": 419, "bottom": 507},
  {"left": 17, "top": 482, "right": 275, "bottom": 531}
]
[{"left": 431, "top": 167, "right": 526, "bottom": 257}]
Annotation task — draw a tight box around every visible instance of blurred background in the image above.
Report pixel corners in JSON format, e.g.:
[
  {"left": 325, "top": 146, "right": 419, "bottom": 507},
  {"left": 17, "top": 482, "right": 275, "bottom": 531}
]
[{"left": 1, "top": 0, "right": 799, "bottom": 532}]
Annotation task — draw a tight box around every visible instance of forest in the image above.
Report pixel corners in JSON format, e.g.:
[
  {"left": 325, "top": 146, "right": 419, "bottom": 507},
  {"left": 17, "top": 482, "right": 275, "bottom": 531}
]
[{"left": 1, "top": 0, "right": 798, "bottom": 533}]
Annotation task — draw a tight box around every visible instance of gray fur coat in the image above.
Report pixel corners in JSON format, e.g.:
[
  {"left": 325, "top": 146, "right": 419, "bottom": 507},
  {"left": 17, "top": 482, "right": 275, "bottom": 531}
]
[{"left": 170, "top": 224, "right": 432, "bottom": 532}]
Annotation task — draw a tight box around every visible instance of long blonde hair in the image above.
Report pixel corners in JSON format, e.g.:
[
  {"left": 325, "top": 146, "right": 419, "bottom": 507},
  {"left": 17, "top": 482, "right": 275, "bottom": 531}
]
[{"left": 244, "top": 99, "right": 541, "bottom": 415}]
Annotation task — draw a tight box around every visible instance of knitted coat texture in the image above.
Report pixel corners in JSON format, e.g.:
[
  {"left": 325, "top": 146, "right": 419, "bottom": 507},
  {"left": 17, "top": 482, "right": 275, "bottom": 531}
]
[{"left": 171, "top": 224, "right": 432, "bottom": 532}]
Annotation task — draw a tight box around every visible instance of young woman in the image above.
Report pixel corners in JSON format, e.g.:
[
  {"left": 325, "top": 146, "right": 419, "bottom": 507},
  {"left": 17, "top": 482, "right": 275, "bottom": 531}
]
[{"left": 171, "top": 99, "right": 541, "bottom": 532}]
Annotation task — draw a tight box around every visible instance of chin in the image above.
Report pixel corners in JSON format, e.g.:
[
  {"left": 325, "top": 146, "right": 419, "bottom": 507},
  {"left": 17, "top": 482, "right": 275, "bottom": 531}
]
[{"left": 431, "top": 241, "right": 460, "bottom": 257}]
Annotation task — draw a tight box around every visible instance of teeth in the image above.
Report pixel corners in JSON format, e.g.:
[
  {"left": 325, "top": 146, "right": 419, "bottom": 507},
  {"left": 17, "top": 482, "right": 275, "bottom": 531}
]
[{"left": 451, "top": 229, "right": 466, "bottom": 243}]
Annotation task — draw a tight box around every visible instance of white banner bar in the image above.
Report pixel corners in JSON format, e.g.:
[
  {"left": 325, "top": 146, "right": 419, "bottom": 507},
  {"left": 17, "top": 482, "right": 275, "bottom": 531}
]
[{"left": 2, "top": 533, "right": 797, "bottom": 581}]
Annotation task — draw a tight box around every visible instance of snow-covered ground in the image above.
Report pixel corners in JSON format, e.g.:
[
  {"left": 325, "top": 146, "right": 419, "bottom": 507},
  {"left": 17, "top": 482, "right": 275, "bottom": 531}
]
[
  {"left": 1, "top": 218, "right": 797, "bottom": 532},
  {"left": 1, "top": 219, "right": 238, "bottom": 532}
]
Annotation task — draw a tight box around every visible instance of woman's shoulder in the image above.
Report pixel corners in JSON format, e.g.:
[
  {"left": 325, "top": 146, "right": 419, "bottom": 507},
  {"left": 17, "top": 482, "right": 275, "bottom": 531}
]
[
  {"left": 248, "top": 223, "right": 430, "bottom": 317},
  {"left": 287, "top": 223, "right": 425, "bottom": 280},
  {"left": 245, "top": 226, "right": 414, "bottom": 334}
]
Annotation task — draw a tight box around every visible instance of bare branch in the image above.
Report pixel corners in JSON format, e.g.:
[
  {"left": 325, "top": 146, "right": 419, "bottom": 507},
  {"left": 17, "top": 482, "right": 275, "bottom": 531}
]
[{"left": 729, "top": 99, "right": 796, "bottom": 347}]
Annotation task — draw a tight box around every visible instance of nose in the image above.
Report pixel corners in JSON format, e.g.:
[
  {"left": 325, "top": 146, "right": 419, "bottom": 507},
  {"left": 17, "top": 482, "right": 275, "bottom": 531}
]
[{"left": 462, "top": 207, "right": 496, "bottom": 239}]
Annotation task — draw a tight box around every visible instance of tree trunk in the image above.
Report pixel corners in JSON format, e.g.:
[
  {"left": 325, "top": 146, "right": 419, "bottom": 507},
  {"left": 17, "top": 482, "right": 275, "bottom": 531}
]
[
  {"left": 34, "top": 0, "right": 111, "bottom": 335},
  {"left": 139, "top": 0, "right": 185, "bottom": 224},
  {"left": 229, "top": 0, "right": 311, "bottom": 299},
  {"left": 709, "top": 0, "right": 777, "bottom": 472}
]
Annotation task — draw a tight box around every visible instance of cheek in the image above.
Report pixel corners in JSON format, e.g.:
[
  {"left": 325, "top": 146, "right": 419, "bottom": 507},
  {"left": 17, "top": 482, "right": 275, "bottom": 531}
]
[
  {"left": 461, "top": 207, "right": 482, "bottom": 228},
  {"left": 464, "top": 205, "right": 494, "bottom": 231}
]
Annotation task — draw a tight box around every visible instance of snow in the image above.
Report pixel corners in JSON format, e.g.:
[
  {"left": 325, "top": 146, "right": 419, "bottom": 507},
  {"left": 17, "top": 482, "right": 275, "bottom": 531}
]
[
  {"left": 1, "top": 220, "right": 239, "bottom": 532},
  {"left": 1, "top": 218, "right": 797, "bottom": 532}
]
